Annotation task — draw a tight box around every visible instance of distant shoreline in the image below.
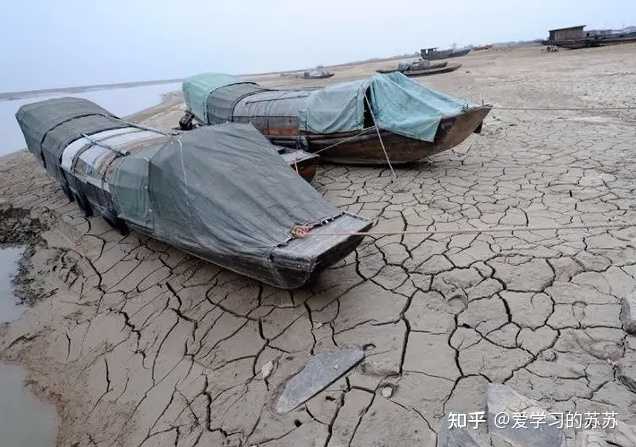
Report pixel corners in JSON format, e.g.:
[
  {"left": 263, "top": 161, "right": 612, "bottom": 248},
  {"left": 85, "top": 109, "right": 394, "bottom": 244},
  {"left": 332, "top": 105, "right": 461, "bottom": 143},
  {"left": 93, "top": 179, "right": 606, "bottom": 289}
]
[
  {"left": 0, "top": 79, "right": 184, "bottom": 102},
  {"left": 0, "top": 52, "right": 423, "bottom": 102}
]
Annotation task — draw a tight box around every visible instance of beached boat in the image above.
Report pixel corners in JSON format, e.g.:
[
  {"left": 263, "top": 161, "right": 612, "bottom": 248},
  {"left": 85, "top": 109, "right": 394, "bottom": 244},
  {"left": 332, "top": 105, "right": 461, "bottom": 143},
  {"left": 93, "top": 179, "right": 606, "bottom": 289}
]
[
  {"left": 280, "top": 68, "right": 335, "bottom": 80},
  {"left": 180, "top": 72, "right": 490, "bottom": 165},
  {"left": 16, "top": 97, "right": 371, "bottom": 289},
  {"left": 302, "top": 69, "right": 335, "bottom": 79},
  {"left": 377, "top": 60, "right": 462, "bottom": 77},
  {"left": 401, "top": 63, "right": 462, "bottom": 77},
  {"left": 421, "top": 47, "right": 471, "bottom": 60},
  {"left": 377, "top": 60, "right": 447, "bottom": 74}
]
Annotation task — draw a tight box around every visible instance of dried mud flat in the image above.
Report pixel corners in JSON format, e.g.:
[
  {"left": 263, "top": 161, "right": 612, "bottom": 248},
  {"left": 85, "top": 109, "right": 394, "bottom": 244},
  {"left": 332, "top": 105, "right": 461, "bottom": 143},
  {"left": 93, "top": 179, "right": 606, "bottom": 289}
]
[{"left": 1, "top": 44, "right": 636, "bottom": 447}]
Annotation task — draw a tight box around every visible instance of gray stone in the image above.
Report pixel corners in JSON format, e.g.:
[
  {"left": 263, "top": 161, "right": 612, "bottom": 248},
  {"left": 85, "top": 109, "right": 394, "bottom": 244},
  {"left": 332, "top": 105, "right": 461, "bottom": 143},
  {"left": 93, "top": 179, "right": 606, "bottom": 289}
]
[
  {"left": 487, "top": 384, "right": 566, "bottom": 447},
  {"left": 275, "top": 347, "right": 364, "bottom": 413},
  {"left": 620, "top": 294, "right": 636, "bottom": 334}
]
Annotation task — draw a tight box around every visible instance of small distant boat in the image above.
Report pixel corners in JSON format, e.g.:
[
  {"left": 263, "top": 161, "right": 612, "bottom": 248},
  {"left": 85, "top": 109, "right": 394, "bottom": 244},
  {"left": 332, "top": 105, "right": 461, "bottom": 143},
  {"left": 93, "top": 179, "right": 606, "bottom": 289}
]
[
  {"left": 377, "top": 60, "right": 462, "bottom": 77},
  {"left": 280, "top": 68, "right": 334, "bottom": 79},
  {"left": 421, "top": 47, "right": 471, "bottom": 60},
  {"left": 16, "top": 97, "right": 371, "bottom": 289},
  {"left": 377, "top": 60, "right": 447, "bottom": 73},
  {"left": 402, "top": 63, "right": 462, "bottom": 77},
  {"left": 181, "top": 72, "right": 490, "bottom": 165},
  {"left": 302, "top": 69, "right": 335, "bottom": 79}
]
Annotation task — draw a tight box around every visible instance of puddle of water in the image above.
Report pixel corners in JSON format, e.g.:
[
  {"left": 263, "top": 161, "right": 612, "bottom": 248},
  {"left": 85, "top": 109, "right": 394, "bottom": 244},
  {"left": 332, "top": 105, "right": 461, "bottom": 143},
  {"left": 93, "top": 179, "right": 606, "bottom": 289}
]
[
  {"left": 0, "top": 246, "right": 58, "bottom": 445},
  {"left": 0, "top": 246, "right": 25, "bottom": 323},
  {"left": 0, "top": 363, "right": 58, "bottom": 446}
]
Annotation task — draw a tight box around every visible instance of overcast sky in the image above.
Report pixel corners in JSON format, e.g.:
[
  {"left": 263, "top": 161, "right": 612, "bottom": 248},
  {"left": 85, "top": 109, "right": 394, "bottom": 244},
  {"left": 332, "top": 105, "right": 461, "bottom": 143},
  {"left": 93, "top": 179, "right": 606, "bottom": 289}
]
[{"left": 2, "top": 0, "right": 635, "bottom": 91}]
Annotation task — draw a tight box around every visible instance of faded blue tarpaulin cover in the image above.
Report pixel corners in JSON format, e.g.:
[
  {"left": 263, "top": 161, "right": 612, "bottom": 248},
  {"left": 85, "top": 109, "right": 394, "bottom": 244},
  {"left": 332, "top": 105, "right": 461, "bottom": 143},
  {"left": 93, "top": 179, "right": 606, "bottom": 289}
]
[
  {"left": 298, "top": 79, "right": 366, "bottom": 134},
  {"left": 183, "top": 73, "right": 242, "bottom": 123},
  {"left": 300, "top": 72, "right": 471, "bottom": 142}
]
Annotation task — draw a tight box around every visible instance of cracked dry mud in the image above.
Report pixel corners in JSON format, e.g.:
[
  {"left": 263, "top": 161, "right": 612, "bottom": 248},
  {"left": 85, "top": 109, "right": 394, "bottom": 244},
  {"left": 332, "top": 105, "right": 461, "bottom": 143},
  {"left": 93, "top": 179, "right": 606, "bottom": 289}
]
[{"left": 1, "top": 44, "right": 636, "bottom": 447}]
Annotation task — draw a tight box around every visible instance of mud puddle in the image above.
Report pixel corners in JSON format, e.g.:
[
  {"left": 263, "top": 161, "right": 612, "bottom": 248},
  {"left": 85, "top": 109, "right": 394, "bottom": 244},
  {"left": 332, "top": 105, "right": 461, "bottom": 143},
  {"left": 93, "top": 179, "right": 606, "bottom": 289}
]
[{"left": 0, "top": 245, "right": 58, "bottom": 446}]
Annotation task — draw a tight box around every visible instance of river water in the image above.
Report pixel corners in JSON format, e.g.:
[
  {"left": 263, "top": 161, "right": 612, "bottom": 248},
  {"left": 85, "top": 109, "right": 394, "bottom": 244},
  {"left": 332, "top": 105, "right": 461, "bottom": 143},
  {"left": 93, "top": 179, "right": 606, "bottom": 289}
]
[
  {"left": 0, "top": 246, "right": 59, "bottom": 446},
  {"left": 0, "top": 82, "right": 180, "bottom": 156}
]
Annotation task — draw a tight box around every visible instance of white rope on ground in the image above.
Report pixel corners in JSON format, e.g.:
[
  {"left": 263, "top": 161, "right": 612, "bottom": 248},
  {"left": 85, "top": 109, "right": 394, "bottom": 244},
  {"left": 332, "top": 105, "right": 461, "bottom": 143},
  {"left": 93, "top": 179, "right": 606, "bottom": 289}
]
[
  {"left": 492, "top": 106, "right": 636, "bottom": 112},
  {"left": 364, "top": 94, "right": 398, "bottom": 182},
  {"left": 303, "top": 222, "right": 634, "bottom": 238}
]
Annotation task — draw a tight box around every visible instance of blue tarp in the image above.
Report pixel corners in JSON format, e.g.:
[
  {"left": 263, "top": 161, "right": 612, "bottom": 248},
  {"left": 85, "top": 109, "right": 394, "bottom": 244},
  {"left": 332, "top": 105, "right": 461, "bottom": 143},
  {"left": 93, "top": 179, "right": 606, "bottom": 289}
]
[
  {"left": 299, "top": 72, "right": 471, "bottom": 142},
  {"left": 183, "top": 72, "right": 473, "bottom": 143}
]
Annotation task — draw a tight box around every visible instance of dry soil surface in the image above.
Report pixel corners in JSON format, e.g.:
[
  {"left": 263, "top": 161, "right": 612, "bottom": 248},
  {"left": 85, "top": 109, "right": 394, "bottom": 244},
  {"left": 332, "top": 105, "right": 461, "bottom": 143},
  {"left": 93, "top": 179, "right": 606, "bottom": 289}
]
[{"left": 1, "top": 44, "right": 636, "bottom": 447}]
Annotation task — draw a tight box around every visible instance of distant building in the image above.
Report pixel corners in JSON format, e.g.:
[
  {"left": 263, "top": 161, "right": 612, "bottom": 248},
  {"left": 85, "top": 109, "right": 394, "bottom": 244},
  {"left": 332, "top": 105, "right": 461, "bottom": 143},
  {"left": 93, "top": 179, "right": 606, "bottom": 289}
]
[
  {"left": 548, "top": 25, "right": 585, "bottom": 43},
  {"left": 545, "top": 24, "right": 636, "bottom": 49}
]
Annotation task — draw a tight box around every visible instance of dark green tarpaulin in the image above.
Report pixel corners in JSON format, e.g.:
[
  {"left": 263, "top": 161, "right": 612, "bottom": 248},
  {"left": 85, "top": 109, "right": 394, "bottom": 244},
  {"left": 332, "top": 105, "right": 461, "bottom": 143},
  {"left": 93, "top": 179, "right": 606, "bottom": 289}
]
[
  {"left": 182, "top": 73, "right": 245, "bottom": 123},
  {"left": 110, "top": 123, "right": 340, "bottom": 272}
]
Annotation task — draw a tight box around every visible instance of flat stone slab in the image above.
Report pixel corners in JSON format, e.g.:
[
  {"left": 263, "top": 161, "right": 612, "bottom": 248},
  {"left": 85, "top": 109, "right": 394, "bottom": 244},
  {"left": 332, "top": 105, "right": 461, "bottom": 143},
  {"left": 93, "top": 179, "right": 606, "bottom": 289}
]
[
  {"left": 275, "top": 347, "right": 364, "bottom": 414},
  {"left": 620, "top": 294, "right": 636, "bottom": 334},
  {"left": 487, "top": 384, "right": 566, "bottom": 447}
]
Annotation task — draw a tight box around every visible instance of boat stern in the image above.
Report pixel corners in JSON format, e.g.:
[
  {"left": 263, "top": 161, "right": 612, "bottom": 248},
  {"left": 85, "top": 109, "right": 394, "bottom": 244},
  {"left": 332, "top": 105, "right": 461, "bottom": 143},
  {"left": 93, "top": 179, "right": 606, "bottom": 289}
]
[{"left": 270, "top": 213, "right": 372, "bottom": 289}]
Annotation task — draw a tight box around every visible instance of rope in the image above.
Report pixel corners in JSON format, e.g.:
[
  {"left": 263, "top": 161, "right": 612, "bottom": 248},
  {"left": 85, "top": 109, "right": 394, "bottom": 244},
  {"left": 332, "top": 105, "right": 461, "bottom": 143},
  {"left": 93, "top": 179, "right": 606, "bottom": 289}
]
[
  {"left": 113, "top": 117, "right": 181, "bottom": 137},
  {"left": 80, "top": 133, "right": 129, "bottom": 156},
  {"left": 303, "top": 222, "right": 633, "bottom": 238},
  {"left": 311, "top": 126, "right": 377, "bottom": 155},
  {"left": 302, "top": 104, "right": 633, "bottom": 161},
  {"left": 364, "top": 94, "right": 398, "bottom": 181},
  {"left": 491, "top": 106, "right": 635, "bottom": 112}
]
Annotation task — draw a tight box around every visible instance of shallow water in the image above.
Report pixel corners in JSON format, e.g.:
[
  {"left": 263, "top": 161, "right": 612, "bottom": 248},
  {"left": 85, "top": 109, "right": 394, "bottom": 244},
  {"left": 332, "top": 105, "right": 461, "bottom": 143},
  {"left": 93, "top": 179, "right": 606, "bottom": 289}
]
[
  {"left": 0, "top": 246, "right": 25, "bottom": 323},
  {"left": 0, "top": 246, "right": 59, "bottom": 446},
  {"left": 0, "top": 82, "right": 180, "bottom": 156},
  {"left": 0, "top": 363, "right": 59, "bottom": 446}
]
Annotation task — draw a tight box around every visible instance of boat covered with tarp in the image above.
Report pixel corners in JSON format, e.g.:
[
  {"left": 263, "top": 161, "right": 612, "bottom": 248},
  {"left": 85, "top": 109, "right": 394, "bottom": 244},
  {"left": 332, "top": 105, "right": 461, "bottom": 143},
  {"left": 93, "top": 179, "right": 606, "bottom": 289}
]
[
  {"left": 16, "top": 97, "right": 371, "bottom": 289},
  {"left": 180, "top": 72, "right": 490, "bottom": 165}
]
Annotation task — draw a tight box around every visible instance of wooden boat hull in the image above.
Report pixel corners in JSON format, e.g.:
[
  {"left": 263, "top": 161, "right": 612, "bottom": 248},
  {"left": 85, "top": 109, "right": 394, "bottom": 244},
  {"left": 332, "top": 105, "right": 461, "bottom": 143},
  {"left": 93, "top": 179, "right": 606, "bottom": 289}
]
[
  {"left": 277, "top": 147, "right": 319, "bottom": 181},
  {"left": 271, "top": 213, "right": 372, "bottom": 287},
  {"left": 402, "top": 63, "right": 462, "bottom": 77},
  {"left": 16, "top": 98, "right": 373, "bottom": 290},
  {"left": 181, "top": 73, "right": 490, "bottom": 166},
  {"left": 134, "top": 212, "right": 371, "bottom": 290},
  {"left": 421, "top": 48, "right": 471, "bottom": 60},
  {"left": 303, "top": 73, "right": 335, "bottom": 79},
  {"left": 271, "top": 106, "right": 490, "bottom": 165},
  {"left": 377, "top": 61, "right": 447, "bottom": 74}
]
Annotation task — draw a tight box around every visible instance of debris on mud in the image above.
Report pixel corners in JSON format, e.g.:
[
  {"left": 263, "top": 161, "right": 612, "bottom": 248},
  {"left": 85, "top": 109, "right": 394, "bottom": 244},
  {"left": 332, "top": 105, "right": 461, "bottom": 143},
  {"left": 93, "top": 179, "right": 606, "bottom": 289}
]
[{"left": 275, "top": 347, "right": 364, "bottom": 413}]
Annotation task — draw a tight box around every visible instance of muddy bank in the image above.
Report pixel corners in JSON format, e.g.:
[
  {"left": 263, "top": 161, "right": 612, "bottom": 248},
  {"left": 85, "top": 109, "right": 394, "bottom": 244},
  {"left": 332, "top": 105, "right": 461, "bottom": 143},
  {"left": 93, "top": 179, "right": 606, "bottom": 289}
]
[{"left": 1, "top": 44, "right": 636, "bottom": 447}]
